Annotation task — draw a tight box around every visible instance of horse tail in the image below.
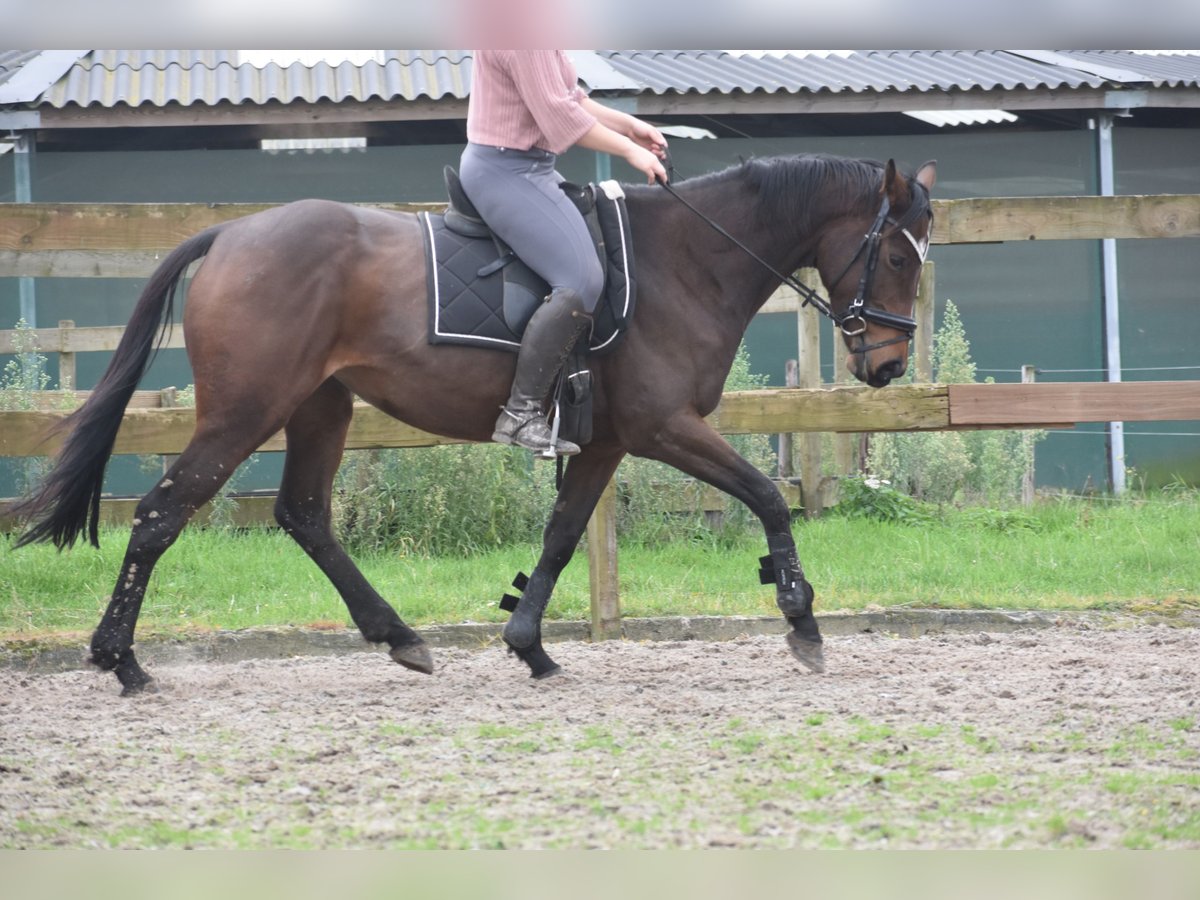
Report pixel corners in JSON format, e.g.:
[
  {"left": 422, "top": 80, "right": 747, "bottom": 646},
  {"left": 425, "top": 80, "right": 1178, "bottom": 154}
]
[{"left": 11, "top": 225, "right": 225, "bottom": 550}]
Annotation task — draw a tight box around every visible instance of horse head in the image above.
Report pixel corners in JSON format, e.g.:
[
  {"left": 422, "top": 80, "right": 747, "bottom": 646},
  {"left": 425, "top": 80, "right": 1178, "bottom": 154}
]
[{"left": 814, "top": 159, "right": 937, "bottom": 388}]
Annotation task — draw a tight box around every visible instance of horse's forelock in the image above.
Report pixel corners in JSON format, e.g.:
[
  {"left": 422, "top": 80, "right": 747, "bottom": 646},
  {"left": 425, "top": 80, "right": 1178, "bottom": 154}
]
[{"left": 892, "top": 173, "right": 934, "bottom": 233}]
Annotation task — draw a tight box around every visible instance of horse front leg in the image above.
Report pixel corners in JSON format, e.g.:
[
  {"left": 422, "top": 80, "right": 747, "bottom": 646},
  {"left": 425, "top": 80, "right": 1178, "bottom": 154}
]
[
  {"left": 503, "top": 445, "right": 625, "bottom": 678},
  {"left": 635, "top": 412, "right": 825, "bottom": 673}
]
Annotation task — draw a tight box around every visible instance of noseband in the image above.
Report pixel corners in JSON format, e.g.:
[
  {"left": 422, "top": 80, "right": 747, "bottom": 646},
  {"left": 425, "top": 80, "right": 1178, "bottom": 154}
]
[{"left": 660, "top": 172, "right": 929, "bottom": 356}]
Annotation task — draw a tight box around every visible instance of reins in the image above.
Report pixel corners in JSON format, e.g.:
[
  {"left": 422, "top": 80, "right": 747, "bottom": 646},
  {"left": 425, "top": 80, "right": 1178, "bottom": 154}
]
[{"left": 656, "top": 157, "right": 927, "bottom": 355}]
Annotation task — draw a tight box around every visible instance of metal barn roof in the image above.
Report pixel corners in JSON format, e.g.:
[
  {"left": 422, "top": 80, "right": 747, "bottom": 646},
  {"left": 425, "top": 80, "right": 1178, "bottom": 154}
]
[
  {"left": 34, "top": 50, "right": 472, "bottom": 109},
  {"left": 1, "top": 49, "right": 1197, "bottom": 113},
  {"left": 594, "top": 50, "right": 1112, "bottom": 95}
]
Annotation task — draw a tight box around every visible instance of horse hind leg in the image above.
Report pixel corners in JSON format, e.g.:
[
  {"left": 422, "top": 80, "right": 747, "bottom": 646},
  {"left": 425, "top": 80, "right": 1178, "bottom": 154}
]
[
  {"left": 92, "top": 423, "right": 271, "bottom": 695},
  {"left": 274, "top": 378, "right": 432, "bottom": 674}
]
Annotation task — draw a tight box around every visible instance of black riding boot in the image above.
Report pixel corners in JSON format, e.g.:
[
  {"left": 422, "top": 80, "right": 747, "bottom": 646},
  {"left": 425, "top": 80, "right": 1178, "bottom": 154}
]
[{"left": 493, "top": 288, "right": 592, "bottom": 457}]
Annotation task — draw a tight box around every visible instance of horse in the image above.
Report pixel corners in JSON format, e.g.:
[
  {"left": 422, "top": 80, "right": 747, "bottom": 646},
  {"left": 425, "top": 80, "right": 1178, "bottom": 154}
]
[{"left": 11, "top": 153, "right": 936, "bottom": 694}]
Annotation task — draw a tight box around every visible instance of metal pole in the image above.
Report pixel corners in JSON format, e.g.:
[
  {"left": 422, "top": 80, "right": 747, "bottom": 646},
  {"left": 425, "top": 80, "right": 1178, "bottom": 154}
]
[
  {"left": 1096, "top": 114, "right": 1125, "bottom": 494},
  {"left": 13, "top": 133, "right": 36, "bottom": 329},
  {"left": 594, "top": 151, "right": 612, "bottom": 184}
]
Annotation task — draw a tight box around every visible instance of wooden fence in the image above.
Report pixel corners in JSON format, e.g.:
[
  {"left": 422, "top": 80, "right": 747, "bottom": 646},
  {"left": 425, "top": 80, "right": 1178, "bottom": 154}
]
[
  {"left": 3, "top": 194, "right": 1200, "bottom": 638},
  {"left": 3, "top": 380, "right": 1200, "bottom": 638}
]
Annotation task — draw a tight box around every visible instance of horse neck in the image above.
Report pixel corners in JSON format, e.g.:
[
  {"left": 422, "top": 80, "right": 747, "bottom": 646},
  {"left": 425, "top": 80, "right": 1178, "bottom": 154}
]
[{"left": 661, "top": 173, "right": 840, "bottom": 320}]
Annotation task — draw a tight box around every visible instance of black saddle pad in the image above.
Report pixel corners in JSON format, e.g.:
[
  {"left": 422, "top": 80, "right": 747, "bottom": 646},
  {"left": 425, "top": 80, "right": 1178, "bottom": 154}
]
[
  {"left": 419, "top": 183, "right": 635, "bottom": 354},
  {"left": 420, "top": 212, "right": 528, "bottom": 351}
]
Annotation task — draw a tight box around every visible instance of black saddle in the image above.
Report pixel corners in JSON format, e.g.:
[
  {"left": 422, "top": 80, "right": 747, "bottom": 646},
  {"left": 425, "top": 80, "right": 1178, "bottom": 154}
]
[
  {"left": 442, "top": 168, "right": 490, "bottom": 239},
  {"left": 426, "top": 166, "right": 636, "bottom": 355},
  {"left": 419, "top": 167, "right": 638, "bottom": 449}
]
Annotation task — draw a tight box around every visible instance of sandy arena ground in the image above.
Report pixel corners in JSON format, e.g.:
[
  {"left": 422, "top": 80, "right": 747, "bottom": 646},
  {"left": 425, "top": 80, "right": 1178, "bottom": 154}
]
[{"left": 2, "top": 623, "right": 1198, "bottom": 848}]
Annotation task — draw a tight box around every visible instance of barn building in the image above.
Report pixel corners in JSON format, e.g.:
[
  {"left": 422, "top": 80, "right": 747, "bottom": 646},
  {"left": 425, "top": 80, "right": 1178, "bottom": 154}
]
[{"left": 2, "top": 50, "right": 1199, "bottom": 496}]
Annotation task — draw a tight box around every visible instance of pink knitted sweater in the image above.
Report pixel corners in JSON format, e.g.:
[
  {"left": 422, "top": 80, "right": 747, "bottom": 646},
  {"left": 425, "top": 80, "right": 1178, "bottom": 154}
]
[{"left": 466, "top": 51, "right": 597, "bottom": 154}]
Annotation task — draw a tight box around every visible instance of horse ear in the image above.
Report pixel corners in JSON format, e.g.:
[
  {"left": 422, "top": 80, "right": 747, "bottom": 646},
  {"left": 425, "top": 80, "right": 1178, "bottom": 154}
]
[
  {"left": 915, "top": 160, "right": 937, "bottom": 192},
  {"left": 883, "top": 159, "right": 909, "bottom": 206}
]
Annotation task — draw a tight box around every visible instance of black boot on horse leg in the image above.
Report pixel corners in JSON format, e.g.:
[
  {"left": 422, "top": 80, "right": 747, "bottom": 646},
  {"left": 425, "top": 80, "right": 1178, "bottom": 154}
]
[
  {"left": 765, "top": 532, "right": 825, "bottom": 673},
  {"left": 493, "top": 288, "right": 592, "bottom": 458},
  {"left": 500, "top": 446, "right": 625, "bottom": 679},
  {"left": 502, "top": 568, "right": 562, "bottom": 678}
]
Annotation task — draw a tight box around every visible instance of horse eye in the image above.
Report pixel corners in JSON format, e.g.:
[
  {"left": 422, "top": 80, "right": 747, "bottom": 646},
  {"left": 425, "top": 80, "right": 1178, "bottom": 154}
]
[{"left": 889, "top": 254, "right": 906, "bottom": 268}]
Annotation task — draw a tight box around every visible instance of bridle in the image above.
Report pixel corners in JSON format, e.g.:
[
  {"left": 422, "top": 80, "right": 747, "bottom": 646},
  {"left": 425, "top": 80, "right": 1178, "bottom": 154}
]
[{"left": 659, "top": 162, "right": 930, "bottom": 356}]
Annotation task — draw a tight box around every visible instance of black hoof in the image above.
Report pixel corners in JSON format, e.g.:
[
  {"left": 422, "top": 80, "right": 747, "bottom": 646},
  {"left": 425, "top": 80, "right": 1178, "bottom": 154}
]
[
  {"left": 505, "top": 640, "right": 562, "bottom": 679},
  {"left": 786, "top": 631, "right": 826, "bottom": 673},
  {"left": 98, "top": 650, "right": 157, "bottom": 696},
  {"left": 389, "top": 641, "right": 434, "bottom": 675},
  {"left": 119, "top": 677, "right": 159, "bottom": 697}
]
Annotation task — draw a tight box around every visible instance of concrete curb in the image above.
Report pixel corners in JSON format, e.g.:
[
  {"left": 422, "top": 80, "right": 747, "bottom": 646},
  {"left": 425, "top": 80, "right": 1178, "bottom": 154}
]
[{"left": 4, "top": 609, "right": 1198, "bottom": 674}]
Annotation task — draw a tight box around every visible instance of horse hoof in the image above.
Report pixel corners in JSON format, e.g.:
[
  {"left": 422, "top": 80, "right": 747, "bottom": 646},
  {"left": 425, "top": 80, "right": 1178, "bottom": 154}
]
[
  {"left": 389, "top": 642, "right": 434, "bottom": 675},
  {"left": 505, "top": 640, "right": 561, "bottom": 679},
  {"left": 786, "top": 631, "right": 826, "bottom": 673},
  {"left": 119, "top": 677, "right": 159, "bottom": 697},
  {"left": 532, "top": 662, "right": 563, "bottom": 680}
]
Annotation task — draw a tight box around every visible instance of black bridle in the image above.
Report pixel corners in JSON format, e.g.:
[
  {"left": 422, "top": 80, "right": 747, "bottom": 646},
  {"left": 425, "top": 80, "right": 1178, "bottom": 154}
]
[{"left": 658, "top": 164, "right": 929, "bottom": 355}]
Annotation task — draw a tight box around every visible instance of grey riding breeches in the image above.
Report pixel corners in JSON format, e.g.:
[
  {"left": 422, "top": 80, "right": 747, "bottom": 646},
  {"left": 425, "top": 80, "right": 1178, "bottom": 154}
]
[{"left": 458, "top": 142, "right": 604, "bottom": 313}]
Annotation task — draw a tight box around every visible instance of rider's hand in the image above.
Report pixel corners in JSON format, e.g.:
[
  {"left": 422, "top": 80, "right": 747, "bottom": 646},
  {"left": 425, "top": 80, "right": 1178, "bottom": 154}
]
[
  {"left": 626, "top": 144, "right": 668, "bottom": 185},
  {"left": 629, "top": 120, "right": 669, "bottom": 159}
]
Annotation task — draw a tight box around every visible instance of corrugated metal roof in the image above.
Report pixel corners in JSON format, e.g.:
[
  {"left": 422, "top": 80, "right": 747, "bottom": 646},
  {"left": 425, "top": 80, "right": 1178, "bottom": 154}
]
[
  {"left": 37, "top": 49, "right": 472, "bottom": 109},
  {"left": 0, "top": 50, "right": 42, "bottom": 86},
  {"left": 5, "top": 49, "right": 1200, "bottom": 112},
  {"left": 1039, "top": 50, "right": 1200, "bottom": 88},
  {"left": 0, "top": 50, "right": 88, "bottom": 103},
  {"left": 595, "top": 50, "right": 1110, "bottom": 95}
]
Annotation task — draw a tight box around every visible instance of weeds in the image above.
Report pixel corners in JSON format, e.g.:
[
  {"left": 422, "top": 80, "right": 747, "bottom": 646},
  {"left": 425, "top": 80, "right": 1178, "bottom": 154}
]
[
  {"left": 868, "top": 301, "right": 1045, "bottom": 506},
  {"left": 330, "top": 341, "right": 775, "bottom": 557},
  {"left": 1, "top": 321, "right": 53, "bottom": 496}
]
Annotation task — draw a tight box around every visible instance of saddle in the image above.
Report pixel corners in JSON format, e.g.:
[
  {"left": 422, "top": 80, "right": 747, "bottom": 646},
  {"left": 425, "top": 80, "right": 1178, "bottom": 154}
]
[{"left": 420, "top": 166, "right": 638, "bottom": 447}]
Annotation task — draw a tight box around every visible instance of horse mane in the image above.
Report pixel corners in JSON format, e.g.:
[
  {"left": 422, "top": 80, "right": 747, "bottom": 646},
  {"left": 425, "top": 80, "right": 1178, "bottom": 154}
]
[
  {"left": 643, "top": 153, "right": 931, "bottom": 236},
  {"left": 739, "top": 154, "right": 884, "bottom": 230}
]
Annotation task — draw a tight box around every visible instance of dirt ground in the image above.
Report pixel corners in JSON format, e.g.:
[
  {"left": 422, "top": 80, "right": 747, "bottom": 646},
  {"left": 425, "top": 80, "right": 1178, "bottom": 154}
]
[{"left": 2, "top": 622, "right": 1199, "bottom": 849}]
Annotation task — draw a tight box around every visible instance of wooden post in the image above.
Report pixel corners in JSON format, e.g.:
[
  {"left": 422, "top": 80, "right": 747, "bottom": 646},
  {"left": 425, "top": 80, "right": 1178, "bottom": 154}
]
[
  {"left": 1021, "top": 365, "right": 1037, "bottom": 507},
  {"left": 159, "top": 387, "right": 178, "bottom": 476},
  {"left": 57, "top": 320, "right": 76, "bottom": 390},
  {"left": 586, "top": 476, "right": 621, "bottom": 641},
  {"left": 913, "top": 262, "right": 935, "bottom": 383},
  {"left": 797, "top": 271, "right": 823, "bottom": 518},
  {"left": 832, "top": 332, "right": 855, "bottom": 485},
  {"left": 777, "top": 359, "right": 798, "bottom": 478}
]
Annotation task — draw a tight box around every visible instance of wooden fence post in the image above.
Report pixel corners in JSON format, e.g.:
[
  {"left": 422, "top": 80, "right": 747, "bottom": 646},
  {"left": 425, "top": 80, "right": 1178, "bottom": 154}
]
[
  {"left": 914, "top": 262, "right": 935, "bottom": 383},
  {"left": 1021, "top": 364, "right": 1037, "bottom": 507},
  {"left": 159, "top": 387, "right": 178, "bottom": 476},
  {"left": 57, "top": 320, "right": 76, "bottom": 390},
  {"left": 797, "top": 271, "right": 824, "bottom": 518},
  {"left": 586, "top": 476, "right": 621, "bottom": 641},
  {"left": 832, "top": 332, "right": 856, "bottom": 494},
  {"left": 777, "top": 359, "right": 798, "bottom": 478}
]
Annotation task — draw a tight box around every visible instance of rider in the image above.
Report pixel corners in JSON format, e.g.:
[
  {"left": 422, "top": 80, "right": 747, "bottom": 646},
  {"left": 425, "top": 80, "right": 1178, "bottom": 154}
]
[{"left": 460, "top": 50, "right": 668, "bottom": 457}]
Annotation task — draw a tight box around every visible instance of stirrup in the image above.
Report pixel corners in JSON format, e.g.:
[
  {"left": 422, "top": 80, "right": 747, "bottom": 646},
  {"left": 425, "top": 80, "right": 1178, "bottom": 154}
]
[{"left": 492, "top": 409, "right": 580, "bottom": 457}]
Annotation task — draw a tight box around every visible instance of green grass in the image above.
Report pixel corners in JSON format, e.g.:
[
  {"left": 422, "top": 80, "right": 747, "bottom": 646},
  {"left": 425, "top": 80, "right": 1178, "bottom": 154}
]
[
  {"left": 14, "top": 715, "right": 1198, "bottom": 849},
  {"left": 2, "top": 494, "right": 1198, "bottom": 638}
]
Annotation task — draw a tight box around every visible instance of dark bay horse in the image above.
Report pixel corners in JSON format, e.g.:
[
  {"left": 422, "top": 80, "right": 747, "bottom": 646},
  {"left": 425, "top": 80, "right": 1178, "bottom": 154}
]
[{"left": 12, "top": 153, "right": 935, "bottom": 694}]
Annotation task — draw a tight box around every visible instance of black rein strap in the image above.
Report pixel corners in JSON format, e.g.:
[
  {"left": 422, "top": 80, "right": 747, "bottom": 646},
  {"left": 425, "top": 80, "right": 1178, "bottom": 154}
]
[{"left": 658, "top": 174, "right": 919, "bottom": 355}]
